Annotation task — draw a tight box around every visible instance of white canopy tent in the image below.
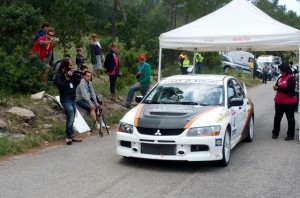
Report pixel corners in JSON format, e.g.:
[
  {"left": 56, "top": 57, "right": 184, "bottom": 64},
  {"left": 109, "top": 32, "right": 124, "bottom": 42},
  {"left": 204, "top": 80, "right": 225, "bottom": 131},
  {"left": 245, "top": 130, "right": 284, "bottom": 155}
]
[{"left": 158, "top": 0, "right": 300, "bottom": 140}]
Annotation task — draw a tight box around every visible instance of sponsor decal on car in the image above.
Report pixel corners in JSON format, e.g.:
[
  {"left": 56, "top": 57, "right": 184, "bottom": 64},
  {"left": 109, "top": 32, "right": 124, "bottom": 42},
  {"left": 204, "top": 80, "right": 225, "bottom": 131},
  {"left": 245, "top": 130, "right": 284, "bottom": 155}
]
[
  {"left": 215, "top": 138, "right": 222, "bottom": 147},
  {"left": 232, "top": 129, "right": 237, "bottom": 136},
  {"left": 162, "top": 79, "right": 223, "bottom": 85}
]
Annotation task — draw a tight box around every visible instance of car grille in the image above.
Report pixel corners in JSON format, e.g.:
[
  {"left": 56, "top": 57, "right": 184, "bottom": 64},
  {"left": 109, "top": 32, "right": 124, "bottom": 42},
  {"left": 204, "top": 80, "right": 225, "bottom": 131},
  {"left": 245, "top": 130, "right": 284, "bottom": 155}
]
[
  {"left": 137, "top": 127, "right": 185, "bottom": 136},
  {"left": 141, "top": 143, "right": 176, "bottom": 155}
]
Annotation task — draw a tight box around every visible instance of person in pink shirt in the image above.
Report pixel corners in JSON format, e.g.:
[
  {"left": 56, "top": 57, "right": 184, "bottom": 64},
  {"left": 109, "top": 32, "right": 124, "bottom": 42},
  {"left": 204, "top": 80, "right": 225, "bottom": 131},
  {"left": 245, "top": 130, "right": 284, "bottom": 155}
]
[
  {"left": 104, "top": 42, "right": 119, "bottom": 102},
  {"left": 272, "top": 63, "right": 297, "bottom": 141}
]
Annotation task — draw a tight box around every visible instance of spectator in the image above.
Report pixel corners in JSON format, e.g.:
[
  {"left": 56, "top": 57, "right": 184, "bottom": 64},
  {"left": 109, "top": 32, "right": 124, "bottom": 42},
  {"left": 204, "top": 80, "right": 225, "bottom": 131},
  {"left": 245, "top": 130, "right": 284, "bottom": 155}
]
[
  {"left": 76, "top": 48, "right": 85, "bottom": 69},
  {"left": 88, "top": 33, "right": 103, "bottom": 79},
  {"left": 295, "top": 73, "right": 299, "bottom": 112},
  {"left": 271, "top": 67, "right": 277, "bottom": 81},
  {"left": 34, "top": 22, "right": 54, "bottom": 68},
  {"left": 34, "top": 22, "right": 50, "bottom": 42},
  {"left": 253, "top": 59, "right": 258, "bottom": 79},
  {"left": 248, "top": 58, "right": 254, "bottom": 76},
  {"left": 53, "top": 57, "right": 82, "bottom": 145},
  {"left": 178, "top": 51, "right": 186, "bottom": 67},
  {"left": 123, "top": 54, "right": 152, "bottom": 108},
  {"left": 32, "top": 29, "right": 56, "bottom": 85},
  {"left": 76, "top": 71, "right": 109, "bottom": 129},
  {"left": 104, "top": 42, "right": 119, "bottom": 102},
  {"left": 195, "top": 52, "right": 204, "bottom": 74},
  {"left": 262, "top": 63, "right": 269, "bottom": 84},
  {"left": 54, "top": 54, "right": 71, "bottom": 72},
  {"left": 179, "top": 52, "right": 189, "bottom": 75},
  {"left": 272, "top": 63, "right": 297, "bottom": 141}
]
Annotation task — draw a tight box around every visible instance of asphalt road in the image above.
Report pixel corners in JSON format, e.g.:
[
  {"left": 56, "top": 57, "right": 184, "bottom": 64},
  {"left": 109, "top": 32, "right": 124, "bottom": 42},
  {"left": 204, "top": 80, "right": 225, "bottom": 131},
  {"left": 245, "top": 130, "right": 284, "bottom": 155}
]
[{"left": 1, "top": 81, "right": 300, "bottom": 198}]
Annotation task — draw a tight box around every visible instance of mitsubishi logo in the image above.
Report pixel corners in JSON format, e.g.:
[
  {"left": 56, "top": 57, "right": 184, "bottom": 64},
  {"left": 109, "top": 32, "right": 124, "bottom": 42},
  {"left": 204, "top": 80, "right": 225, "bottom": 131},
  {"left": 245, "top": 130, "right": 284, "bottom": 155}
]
[{"left": 155, "top": 129, "right": 162, "bottom": 136}]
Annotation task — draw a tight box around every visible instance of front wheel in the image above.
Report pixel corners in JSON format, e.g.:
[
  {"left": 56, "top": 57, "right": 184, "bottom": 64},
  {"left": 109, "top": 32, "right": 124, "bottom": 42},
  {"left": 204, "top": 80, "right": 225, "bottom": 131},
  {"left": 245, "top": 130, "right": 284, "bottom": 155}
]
[{"left": 218, "top": 128, "right": 231, "bottom": 167}]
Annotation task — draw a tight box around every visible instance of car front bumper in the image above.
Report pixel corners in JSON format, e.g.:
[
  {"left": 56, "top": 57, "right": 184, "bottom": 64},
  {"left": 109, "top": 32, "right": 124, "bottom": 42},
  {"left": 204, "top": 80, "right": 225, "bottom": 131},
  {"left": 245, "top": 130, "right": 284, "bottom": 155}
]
[{"left": 116, "top": 131, "right": 224, "bottom": 161}]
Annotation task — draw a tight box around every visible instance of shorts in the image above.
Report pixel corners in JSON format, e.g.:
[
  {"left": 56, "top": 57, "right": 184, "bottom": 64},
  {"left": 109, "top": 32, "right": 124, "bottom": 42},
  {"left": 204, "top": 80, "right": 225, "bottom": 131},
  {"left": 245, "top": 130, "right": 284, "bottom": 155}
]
[
  {"left": 93, "top": 55, "right": 102, "bottom": 70},
  {"left": 76, "top": 99, "right": 96, "bottom": 112}
]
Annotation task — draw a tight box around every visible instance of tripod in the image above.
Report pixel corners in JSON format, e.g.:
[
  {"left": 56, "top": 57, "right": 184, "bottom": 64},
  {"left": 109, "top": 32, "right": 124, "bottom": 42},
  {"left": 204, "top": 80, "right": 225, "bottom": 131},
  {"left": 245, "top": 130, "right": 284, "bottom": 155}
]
[{"left": 91, "top": 106, "right": 110, "bottom": 137}]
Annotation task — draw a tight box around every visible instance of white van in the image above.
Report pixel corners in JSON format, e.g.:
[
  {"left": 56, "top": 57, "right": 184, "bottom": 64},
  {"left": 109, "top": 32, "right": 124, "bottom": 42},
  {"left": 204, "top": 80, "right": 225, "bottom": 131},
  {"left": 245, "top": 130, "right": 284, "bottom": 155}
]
[
  {"left": 257, "top": 55, "right": 282, "bottom": 70},
  {"left": 227, "top": 51, "right": 255, "bottom": 66}
]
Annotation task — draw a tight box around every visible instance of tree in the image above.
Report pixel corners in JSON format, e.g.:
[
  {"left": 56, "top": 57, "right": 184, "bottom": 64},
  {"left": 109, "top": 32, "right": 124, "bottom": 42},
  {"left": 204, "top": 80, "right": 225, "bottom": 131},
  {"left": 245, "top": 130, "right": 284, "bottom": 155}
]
[
  {"left": 0, "top": 1, "right": 41, "bottom": 54},
  {"left": 0, "top": 2, "right": 45, "bottom": 93},
  {"left": 48, "top": 0, "right": 95, "bottom": 54}
]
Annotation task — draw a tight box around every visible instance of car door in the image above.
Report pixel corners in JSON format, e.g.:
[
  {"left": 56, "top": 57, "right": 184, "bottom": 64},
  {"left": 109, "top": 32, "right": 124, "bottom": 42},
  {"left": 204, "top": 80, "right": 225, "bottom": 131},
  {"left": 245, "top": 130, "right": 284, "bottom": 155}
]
[{"left": 227, "top": 79, "right": 248, "bottom": 141}]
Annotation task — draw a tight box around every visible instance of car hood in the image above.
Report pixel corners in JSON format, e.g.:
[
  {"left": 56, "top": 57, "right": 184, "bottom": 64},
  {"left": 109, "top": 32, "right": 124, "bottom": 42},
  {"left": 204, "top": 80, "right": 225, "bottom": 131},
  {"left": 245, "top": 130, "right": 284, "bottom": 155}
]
[{"left": 121, "top": 104, "right": 224, "bottom": 129}]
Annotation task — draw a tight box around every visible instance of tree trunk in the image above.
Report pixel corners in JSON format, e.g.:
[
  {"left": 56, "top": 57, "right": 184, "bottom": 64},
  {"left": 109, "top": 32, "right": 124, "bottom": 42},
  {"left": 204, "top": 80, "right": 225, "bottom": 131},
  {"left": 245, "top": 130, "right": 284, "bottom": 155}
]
[{"left": 111, "top": 0, "right": 118, "bottom": 40}]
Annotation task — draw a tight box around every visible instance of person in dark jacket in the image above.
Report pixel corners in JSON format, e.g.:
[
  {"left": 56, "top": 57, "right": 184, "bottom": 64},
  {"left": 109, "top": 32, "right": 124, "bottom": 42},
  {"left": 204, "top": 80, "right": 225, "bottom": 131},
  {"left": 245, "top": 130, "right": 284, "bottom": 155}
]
[
  {"left": 272, "top": 63, "right": 297, "bottom": 141},
  {"left": 262, "top": 63, "right": 269, "bottom": 84},
  {"left": 104, "top": 42, "right": 119, "bottom": 102},
  {"left": 75, "top": 48, "right": 85, "bottom": 69},
  {"left": 53, "top": 57, "right": 82, "bottom": 145}
]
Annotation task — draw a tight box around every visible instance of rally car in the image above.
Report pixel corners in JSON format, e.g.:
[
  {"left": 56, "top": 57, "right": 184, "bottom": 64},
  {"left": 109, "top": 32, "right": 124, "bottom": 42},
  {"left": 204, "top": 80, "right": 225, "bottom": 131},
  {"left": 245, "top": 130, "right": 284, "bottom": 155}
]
[{"left": 116, "top": 75, "right": 254, "bottom": 167}]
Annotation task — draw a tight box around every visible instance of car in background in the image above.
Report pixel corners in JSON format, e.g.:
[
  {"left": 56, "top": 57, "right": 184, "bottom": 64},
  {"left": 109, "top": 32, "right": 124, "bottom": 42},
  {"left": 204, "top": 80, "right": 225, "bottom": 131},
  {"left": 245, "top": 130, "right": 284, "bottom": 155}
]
[
  {"left": 227, "top": 51, "right": 255, "bottom": 66},
  {"left": 116, "top": 74, "right": 254, "bottom": 167},
  {"left": 257, "top": 55, "right": 282, "bottom": 70},
  {"left": 220, "top": 53, "right": 251, "bottom": 74}
]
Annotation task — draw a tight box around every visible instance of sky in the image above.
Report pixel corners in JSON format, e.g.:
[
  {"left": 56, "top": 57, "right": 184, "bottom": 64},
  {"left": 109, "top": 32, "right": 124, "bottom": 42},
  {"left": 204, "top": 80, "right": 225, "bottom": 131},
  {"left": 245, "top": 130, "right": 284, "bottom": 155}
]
[{"left": 277, "top": 0, "right": 300, "bottom": 15}]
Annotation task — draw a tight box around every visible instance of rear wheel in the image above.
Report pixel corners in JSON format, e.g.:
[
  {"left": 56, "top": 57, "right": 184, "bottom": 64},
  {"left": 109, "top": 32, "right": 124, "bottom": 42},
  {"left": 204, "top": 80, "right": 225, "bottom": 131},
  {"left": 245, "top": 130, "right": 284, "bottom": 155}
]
[
  {"left": 244, "top": 116, "right": 254, "bottom": 142},
  {"left": 218, "top": 128, "right": 231, "bottom": 167},
  {"left": 224, "top": 66, "right": 230, "bottom": 73}
]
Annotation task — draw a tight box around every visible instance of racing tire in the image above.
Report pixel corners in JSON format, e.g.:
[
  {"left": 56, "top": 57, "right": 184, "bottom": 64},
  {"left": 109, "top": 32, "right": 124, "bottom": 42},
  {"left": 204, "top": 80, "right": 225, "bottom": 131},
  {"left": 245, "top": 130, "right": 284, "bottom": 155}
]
[
  {"left": 218, "top": 128, "right": 231, "bottom": 167},
  {"left": 243, "top": 116, "right": 254, "bottom": 142}
]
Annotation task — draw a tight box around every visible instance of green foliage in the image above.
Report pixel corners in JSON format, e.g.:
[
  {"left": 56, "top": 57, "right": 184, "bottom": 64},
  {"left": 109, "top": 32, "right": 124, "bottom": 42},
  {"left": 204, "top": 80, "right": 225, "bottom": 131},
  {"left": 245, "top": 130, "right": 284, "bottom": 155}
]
[
  {"left": 0, "top": 136, "right": 43, "bottom": 155},
  {"left": 105, "top": 109, "right": 126, "bottom": 126},
  {"left": 0, "top": 54, "right": 45, "bottom": 94},
  {"left": 0, "top": 1, "right": 41, "bottom": 54},
  {"left": 48, "top": 0, "right": 95, "bottom": 54}
]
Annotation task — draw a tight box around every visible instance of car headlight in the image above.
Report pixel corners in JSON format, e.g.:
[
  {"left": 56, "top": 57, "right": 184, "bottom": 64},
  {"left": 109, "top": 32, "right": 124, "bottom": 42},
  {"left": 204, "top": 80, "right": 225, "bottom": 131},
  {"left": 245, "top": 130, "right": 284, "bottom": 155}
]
[
  {"left": 186, "top": 126, "right": 221, "bottom": 137},
  {"left": 118, "top": 122, "right": 133, "bottom": 134}
]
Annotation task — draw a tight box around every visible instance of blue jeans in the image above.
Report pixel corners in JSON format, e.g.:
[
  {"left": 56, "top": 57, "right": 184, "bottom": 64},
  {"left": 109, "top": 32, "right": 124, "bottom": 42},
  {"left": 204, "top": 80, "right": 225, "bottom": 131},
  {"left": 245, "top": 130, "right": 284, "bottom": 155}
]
[
  {"left": 61, "top": 98, "right": 76, "bottom": 138},
  {"left": 196, "top": 62, "right": 202, "bottom": 74},
  {"left": 126, "top": 84, "right": 149, "bottom": 105},
  {"left": 109, "top": 74, "right": 118, "bottom": 94},
  {"left": 181, "top": 67, "right": 188, "bottom": 75}
]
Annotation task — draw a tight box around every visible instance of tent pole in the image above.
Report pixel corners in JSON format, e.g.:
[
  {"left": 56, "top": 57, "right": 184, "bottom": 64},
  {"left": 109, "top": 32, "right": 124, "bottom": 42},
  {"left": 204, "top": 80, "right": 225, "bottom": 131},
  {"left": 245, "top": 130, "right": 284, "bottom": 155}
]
[
  {"left": 299, "top": 45, "right": 300, "bottom": 141},
  {"left": 193, "top": 50, "right": 196, "bottom": 74},
  {"left": 158, "top": 47, "right": 162, "bottom": 82}
]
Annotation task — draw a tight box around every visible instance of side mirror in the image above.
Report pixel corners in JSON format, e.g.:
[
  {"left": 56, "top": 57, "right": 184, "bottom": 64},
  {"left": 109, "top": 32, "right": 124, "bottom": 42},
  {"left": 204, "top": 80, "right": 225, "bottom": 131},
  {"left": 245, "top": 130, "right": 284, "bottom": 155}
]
[
  {"left": 135, "top": 96, "right": 143, "bottom": 103},
  {"left": 229, "top": 98, "right": 244, "bottom": 107}
]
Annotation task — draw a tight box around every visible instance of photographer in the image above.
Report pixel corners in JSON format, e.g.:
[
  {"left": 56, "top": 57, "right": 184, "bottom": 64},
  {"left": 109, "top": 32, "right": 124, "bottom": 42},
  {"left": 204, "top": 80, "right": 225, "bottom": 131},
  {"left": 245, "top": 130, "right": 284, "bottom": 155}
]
[
  {"left": 32, "top": 29, "right": 57, "bottom": 85},
  {"left": 53, "top": 57, "right": 82, "bottom": 145},
  {"left": 76, "top": 71, "right": 109, "bottom": 129},
  {"left": 72, "top": 65, "right": 89, "bottom": 87}
]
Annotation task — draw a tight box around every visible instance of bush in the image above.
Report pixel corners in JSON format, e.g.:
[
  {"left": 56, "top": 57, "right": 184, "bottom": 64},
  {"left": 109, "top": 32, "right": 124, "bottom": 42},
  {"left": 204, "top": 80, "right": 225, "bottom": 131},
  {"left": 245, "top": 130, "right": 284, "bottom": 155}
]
[{"left": 0, "top": 54, "right": 46, "bottom": 94}]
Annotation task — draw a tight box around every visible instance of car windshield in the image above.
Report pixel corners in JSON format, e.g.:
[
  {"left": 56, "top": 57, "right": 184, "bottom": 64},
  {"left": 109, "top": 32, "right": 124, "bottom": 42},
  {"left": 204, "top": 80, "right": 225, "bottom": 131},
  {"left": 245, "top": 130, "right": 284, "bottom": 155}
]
[{"left": 143, "top": 82, "right": 224, "bottom": 106}]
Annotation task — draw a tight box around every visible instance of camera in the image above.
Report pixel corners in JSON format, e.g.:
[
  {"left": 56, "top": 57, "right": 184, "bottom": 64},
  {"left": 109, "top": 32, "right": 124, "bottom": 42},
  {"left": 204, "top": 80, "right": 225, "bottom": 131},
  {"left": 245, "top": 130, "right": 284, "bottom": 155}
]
[
  {"left": 66, "top": 70, "right": 83, "bottom": 78},
  {"left": 53, "top": 37, "right": 59, "bottom": 42}
]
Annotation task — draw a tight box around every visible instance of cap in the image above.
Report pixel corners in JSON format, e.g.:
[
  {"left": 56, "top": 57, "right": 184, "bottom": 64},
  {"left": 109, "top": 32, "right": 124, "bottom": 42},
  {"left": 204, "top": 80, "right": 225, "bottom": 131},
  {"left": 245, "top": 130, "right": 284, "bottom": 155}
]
[
  {"left": 138, "top": 54, "right": 146, "bottom": 60},
  {"left": 91, "top": 33, "right": 97, "bottom": 38}
]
